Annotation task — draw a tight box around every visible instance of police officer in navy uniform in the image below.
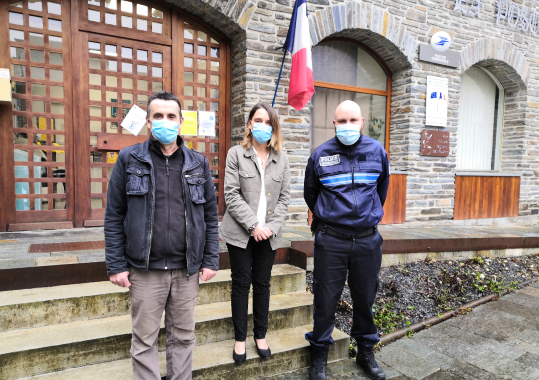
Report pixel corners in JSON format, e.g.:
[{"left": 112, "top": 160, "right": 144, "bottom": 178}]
[{"left": 304, "top": 100, "right": 389, "bottom": 380}]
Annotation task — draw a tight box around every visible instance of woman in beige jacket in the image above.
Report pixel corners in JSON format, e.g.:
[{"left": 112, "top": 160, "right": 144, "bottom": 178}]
[{"left": 219, "top": 102, "right": 291, "bottom": 363}]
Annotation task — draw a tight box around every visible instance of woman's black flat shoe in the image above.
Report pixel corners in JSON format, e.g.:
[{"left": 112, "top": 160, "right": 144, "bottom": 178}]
[
  {"left": 233, "top": 347, "right": 246, "bottom": 363},
  {"left": 253, "top": 336, "right": 271, "bottom": 358}
]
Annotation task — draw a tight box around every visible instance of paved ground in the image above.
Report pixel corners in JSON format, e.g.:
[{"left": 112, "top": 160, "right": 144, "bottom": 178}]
[
  {"left": 262, "top": 282, "right": 539, "bottom": 380},
  {"left": 1, "top": 224, "right": 538, "bottom": 269}
]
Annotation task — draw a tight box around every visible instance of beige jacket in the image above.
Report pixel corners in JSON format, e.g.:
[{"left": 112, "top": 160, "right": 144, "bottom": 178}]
[{"left": 219, "top": 144, "right": 291, "bottom": 250}]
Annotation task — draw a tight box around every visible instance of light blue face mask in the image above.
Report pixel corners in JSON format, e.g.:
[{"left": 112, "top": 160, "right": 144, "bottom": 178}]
[
  {"left": 151, "top": 119, "right": 179, "bottom": 144},
  {"left": 336, "top": 123, "right": 361, "bottom": 145},
  {"left": 252, "top": 122, "right": 273, "bottom": 144}
]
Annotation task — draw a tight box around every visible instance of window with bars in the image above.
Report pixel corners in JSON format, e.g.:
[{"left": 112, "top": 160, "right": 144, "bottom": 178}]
[
  {"left": 8, "top": 0, "right": 69, "bottom": 214},
  {"left": 81, "top": 0, "right": 171, "bottom": 45},
  {"left": 86, "top": 37, "right": 167, "bottom": 214},
  {"left": 181, "top": 23, "right": 222, "bottom": 201},
  {"left": 86, "top": 0, "right": 164, "bottom": 33}
]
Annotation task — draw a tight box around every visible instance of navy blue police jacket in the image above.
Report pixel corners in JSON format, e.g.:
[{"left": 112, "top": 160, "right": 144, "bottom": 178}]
[{"left": 304, "top": 135, "right": 390, "bottom": 234}]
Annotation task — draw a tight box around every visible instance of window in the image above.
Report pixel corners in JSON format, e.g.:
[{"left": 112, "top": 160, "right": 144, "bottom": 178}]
[
  {"left": 311, "top": 40, "right": 390, "bottom": 151},
  {"left": 9, "top": 0, "right": 67, "bottom": 212},
  {"left": 457, "top": 67, "right": 503, "bottom": 171}
]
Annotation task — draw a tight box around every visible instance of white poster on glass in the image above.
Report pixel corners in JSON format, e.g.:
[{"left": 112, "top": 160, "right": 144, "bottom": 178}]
[
  {"left": 121, "top": 104, "right": 147, "bottom": 136},
  {"left": 426, "top": 76, "right": 448, "bottom": 127},
  {"left": 198, "top": 111, "right": 216, "bottom": 137}
]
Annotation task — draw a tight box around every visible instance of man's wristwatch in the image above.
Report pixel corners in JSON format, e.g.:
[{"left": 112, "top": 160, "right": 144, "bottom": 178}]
[{"left": 248, "top": 222, "right": 259, "bottom": 233}]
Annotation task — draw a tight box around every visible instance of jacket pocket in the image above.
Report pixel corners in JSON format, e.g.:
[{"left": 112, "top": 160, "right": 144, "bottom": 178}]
[
  {"left": 126, "top": 166, "right": 150, "bottom": 195},
  {"left": 359, "top": 161, "right": 382, "bottom": 173},
  {"left": 186, "top": 174, "right": 206, "bottom": 204},
  {"left": 271, "top": 174, "right": 283, "bottom": 182},
  {"left": 238, "top": 170, "right": 257, "bottom": 192}
]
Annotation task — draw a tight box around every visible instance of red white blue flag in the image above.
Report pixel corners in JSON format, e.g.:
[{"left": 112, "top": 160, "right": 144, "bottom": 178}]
[{"left": 283, "top": 0, "right": 315, "bottom": 111}]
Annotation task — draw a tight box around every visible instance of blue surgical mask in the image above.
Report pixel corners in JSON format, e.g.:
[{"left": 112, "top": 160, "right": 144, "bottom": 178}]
[
  {"left": 336, "top": 124, "right": 361, "bottom": 145},
  {"left": 151, "top": 119, "right": 179, "bottom": 144},
  {"left": 252, "top": 123, "right": 273, "bottom": 144}
]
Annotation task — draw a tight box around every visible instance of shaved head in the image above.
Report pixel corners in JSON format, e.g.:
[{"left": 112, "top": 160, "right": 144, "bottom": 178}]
[
  {"left": 335, "top": 100, "right": 362, "bottom": 120},
  {"left": 334, "top": 100, "right": 364, "bottom": 131}
]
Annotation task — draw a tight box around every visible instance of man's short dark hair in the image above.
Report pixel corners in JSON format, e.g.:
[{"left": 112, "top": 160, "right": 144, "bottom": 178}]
[{"left": 147, "top": 91, "right": 182, "bottom": 118}]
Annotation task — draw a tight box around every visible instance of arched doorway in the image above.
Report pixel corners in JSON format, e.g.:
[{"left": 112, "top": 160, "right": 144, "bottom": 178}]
[{"left": 307, "top": 37, "right": 406, "bottom": 224}]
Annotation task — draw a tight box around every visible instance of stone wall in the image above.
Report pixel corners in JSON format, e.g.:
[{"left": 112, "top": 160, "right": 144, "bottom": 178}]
[{"left": 166, "top": 0, "right": 539, "bottom": 225}]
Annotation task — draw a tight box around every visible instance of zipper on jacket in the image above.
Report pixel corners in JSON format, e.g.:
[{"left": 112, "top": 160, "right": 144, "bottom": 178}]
[
  {"left": 182, "top": 169, "right": 190, "bottom": 280},
  {"left": 350, "top": 149, "right": 357, "bottom": 230},
  {"left": 146, "top": 164, "right": 155, "bottom": 271},
  {"left": 166, "top": 157, "right": 170, "bottom": 270}
]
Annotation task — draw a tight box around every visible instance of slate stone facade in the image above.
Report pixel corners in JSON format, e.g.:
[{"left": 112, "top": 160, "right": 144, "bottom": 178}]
[{"left": 165, "top": 0, "right": 539, "bottom": 225}]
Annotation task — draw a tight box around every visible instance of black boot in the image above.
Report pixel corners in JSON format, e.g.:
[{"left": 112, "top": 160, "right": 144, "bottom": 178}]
[
  {"left": 309, "top": 345, "right": 329, "bottom": 380},
  {"left": 356, "top": 348, "right": 385, "bottom": 380}
]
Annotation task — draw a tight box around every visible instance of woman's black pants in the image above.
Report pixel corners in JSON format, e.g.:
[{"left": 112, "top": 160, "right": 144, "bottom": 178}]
[{"left": 227, "top": 237, "right": 276, "bottom": 342}]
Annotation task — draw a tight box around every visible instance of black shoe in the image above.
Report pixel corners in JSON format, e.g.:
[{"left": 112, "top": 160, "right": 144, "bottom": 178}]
[
  {"left": 233, "top": 343, "right": 246, "bottom": 364},
  {"left": 356, "top": 349, "right": 386, "bottom": 380},
  {"left": 253, "top": 336, "right": 271, "bottom": 358},
  {"left": 309, "top": 345, "right": 329, "bottom": 380}
]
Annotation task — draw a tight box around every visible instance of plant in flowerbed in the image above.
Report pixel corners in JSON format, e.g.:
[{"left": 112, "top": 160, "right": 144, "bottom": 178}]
[{"left": 306, "top": 254, "right": 539, "bottom": 356}]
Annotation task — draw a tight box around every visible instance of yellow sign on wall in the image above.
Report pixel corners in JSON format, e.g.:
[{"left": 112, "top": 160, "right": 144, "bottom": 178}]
[
  {"left": 107, "top": 152, "right": 118, "bottom": 164},
  {"left": 182, "top": 110, "right": 197, "bottom": 136}
]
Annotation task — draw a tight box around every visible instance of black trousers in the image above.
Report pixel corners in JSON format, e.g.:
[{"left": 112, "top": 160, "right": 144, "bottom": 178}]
[
  {"left": 305, "top": 228, "right": 383, "bottom": 349},
  {"left": 227, "top": 237, "right": 276, "bottom": 342}
]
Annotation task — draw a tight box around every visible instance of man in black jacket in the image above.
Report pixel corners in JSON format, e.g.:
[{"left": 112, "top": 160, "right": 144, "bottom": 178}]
[{"left": 105, "top": 91, "right": 219, "bottom": 380}]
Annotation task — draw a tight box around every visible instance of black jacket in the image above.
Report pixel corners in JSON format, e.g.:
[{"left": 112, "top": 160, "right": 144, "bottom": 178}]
[
  {"left": 104, "top": 137, "right": 219, "bottom": 277},
  {"left": 304, "top": 135, "right": 390, "bottom": 234},
  {"left": 148, "top": 137, "right": 186, "bottom": 270}
]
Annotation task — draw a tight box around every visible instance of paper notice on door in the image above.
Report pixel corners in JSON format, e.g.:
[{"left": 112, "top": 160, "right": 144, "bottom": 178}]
[
  {"left": 198, "top": 111, "right": 216, "bottom": 137},
  {"left": 182, "top": 110, "right": 198, "bottom": 136},
  {"left": 121, "top": 104, "right": 147, "bottom": 136}
]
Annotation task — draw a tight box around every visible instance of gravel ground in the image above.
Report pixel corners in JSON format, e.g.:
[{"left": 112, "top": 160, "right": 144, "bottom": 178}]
[{"left": 307, "top": 254, "right": 539, "bottom": 349}]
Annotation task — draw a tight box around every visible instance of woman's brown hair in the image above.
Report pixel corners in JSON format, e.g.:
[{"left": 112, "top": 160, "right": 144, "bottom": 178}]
[{"left": 241, "top": 102, "right": 283, "bottom": 153}]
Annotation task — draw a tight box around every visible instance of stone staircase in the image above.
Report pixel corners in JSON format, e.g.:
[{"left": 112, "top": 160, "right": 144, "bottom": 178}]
[{"left": 0, "top": 264, "right": 349, "bottom": 379}]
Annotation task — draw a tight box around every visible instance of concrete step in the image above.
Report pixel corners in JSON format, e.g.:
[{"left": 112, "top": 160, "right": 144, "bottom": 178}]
[
  {"left": 0, "top": 292, "right": 315, "bottom": 379},
  {"left": 0, "top": 264, "right": 306, "bottom": 332},
  {"left": 20, "top": 325, "right": 349, "bottom": 380}
]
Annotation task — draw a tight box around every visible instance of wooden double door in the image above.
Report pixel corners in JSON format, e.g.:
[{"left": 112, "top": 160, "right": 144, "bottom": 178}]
[{"left": 1, "top": 0, "right": 230, "bottom": 231}]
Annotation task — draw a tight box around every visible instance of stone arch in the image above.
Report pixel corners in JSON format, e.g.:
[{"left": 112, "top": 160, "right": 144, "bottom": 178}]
[
  {"left": 458, "top": 40, "right": 533, "bottom": 215},
  {"left": 460, "top": 38, "right": 530, "bottom": 92},
  {"left": 308, "top": 0, "right": 416, "bottom": 74},
  {"left": 163, "top": 0, "right": 252, "bottom": 38}
]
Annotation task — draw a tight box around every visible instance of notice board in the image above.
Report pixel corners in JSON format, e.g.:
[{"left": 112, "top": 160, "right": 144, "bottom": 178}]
[
  {"left": 426, "top": 76, "right": 448, "bottom": 127},
  {"left": 421, "top": 129, "right": 450, "bottom": 157}
]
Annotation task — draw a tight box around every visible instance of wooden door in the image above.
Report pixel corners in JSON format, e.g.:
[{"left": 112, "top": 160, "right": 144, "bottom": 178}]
[
  {"left": 4, "top": 0, "right": 75, "bottom": 230},
  {"left": 71, "top": 0, "right": 229, "bottom": 227},
  {"left": 75, "top": 32, "right": 172, "bottom": 225},
  {"left": 175, "top": 14, "right": 229, "bottom": 216},
  {"left": 1, "top": 0, "right": 230, "bottom": 231}
]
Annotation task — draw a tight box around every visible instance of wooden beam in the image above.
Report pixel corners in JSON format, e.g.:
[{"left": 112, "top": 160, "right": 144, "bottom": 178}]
[
  {"left": 8, "top": 222, "right": 74, "bottom": 232},
  {"left": 97, "top": 133, "right": 148, "bottom": 151}
]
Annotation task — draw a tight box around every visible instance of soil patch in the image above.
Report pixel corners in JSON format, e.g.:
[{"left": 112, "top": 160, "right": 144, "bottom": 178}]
[{"left": 306, "top": 254, "right": 539, "bottom": 346}]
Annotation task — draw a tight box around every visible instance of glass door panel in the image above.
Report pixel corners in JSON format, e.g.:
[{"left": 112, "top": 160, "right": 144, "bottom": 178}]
[{"left": 8, "top": 0, "right": 72, "bottom": 223}]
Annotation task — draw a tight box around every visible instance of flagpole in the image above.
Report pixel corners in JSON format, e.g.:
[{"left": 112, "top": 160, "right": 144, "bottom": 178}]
[{"left": 272, "top": 49, "right": 287, "bottom": 107}]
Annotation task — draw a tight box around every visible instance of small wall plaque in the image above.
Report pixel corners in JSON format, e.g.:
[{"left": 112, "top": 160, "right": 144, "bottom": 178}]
[{"left": 421, "top": 129, "right": 450, "bottom": 157}]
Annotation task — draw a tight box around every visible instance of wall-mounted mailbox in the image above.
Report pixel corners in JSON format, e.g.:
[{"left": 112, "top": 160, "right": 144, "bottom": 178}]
[{"left": 0, "top": 69, "right": 12, "bottom": 104}]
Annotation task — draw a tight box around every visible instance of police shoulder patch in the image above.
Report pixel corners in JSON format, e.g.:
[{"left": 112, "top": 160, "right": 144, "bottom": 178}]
[{"left": 319, "top": 154, "right": 340, "bottom": 167}]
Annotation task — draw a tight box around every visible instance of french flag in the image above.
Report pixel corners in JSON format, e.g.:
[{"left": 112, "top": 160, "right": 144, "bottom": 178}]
[{"left": 283, "top": 0, "right": 315, "bottom": 111}]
